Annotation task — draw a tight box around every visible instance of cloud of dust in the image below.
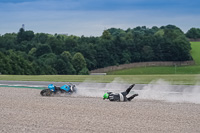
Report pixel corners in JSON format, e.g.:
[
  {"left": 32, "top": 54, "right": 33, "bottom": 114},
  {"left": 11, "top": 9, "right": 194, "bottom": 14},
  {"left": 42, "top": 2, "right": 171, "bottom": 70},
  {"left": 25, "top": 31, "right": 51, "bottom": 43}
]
[
  {"left": 75, "top": 77, "right": 200, "bottom": 104},
  {"left": 138, "top": 79, "right": 200, "bottom": 104},
  {"left": 76, "top": 77, "right": 130, "bottom": 98}
]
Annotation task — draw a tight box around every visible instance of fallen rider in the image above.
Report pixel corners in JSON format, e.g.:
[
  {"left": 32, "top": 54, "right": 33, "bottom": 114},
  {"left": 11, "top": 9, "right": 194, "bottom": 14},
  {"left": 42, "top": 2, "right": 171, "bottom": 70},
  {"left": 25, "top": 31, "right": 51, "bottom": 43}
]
[{"left": 103, "top": 84, "right": 138, "bottom": 102}]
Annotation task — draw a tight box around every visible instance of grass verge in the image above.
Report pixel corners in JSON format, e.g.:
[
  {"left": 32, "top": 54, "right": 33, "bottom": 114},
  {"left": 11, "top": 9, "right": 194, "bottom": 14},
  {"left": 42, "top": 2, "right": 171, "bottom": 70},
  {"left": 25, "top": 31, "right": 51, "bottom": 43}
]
[{"left": 0, "top": 74, "right": 200, "bottom": 85}]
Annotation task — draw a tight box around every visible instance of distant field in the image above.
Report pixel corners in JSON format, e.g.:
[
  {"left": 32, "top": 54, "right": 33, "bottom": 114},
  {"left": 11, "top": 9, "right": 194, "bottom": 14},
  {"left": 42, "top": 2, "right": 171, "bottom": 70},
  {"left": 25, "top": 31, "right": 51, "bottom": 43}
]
[
  {"left": 107, "top": 65, "right": 200, "bottom": 75},
  {"left": 108, "top": 42, "right": 200, "bottom": 75},
  {"left": 191, "top": 42, "right": 200, "bottom": 65}
]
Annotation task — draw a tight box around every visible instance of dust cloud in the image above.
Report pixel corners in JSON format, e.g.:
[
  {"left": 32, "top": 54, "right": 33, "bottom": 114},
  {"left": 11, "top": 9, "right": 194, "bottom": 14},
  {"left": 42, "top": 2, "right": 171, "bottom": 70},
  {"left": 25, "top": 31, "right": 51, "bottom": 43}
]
[
  {"left": 76, "top": 77, "right": 130, "bottom": 97},
  {"left": 76, "top": 78, "right": 200, "bottom": 104},
  {"left": 139, "top": 79, "right": 200, "bottom": 104}
]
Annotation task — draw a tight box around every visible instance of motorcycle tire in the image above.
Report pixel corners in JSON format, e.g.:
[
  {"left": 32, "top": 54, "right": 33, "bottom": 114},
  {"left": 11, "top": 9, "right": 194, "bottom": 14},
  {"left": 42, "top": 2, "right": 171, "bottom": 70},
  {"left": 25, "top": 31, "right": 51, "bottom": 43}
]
[{"left": 40, "top": 89, "right": 53, "bottom": 96}]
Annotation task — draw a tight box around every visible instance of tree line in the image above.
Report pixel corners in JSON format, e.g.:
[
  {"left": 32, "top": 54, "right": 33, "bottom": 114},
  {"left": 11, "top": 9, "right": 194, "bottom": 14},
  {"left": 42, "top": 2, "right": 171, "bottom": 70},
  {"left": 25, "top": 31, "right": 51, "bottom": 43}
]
[
  {"left": 186, "top": 28, "right": 200, "bottom": 39},
  {"left": 0, "top": 25, "right": 196, "bottom": 75}
]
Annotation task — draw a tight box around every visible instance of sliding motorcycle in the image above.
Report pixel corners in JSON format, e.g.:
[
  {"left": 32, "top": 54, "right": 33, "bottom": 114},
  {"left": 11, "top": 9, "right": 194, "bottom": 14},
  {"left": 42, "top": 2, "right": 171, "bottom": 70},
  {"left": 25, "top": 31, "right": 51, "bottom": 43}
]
[{"left": 40, "top": 83, "right": 77, "bottom": 96}]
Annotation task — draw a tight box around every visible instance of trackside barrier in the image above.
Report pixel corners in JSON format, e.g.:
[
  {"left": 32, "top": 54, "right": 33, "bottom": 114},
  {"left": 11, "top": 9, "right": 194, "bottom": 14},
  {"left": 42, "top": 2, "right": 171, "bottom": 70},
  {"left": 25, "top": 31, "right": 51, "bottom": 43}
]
[{"left": 90, "top": 73, "right": 107, "bottom": 75}]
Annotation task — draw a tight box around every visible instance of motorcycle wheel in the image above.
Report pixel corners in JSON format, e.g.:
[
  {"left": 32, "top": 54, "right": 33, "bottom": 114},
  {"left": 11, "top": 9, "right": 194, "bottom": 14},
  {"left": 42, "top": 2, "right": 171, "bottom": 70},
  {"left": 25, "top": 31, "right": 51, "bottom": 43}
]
[{"left": 40, "top": 89, "right": 53, "bottom": 96}]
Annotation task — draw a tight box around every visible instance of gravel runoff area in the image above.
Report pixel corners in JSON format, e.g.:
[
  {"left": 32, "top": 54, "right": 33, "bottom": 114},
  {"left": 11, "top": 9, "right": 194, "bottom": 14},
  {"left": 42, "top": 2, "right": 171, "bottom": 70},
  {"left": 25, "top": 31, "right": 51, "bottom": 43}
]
[{"left": 1, "top": 87, "right": 200, "bottom": 133}]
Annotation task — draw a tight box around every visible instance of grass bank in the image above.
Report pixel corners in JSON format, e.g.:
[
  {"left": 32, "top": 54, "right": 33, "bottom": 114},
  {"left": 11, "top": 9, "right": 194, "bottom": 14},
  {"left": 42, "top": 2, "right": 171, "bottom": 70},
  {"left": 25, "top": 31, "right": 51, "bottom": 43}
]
[{"left": 108, "top": 42, "right": 200, "bottom": 75}]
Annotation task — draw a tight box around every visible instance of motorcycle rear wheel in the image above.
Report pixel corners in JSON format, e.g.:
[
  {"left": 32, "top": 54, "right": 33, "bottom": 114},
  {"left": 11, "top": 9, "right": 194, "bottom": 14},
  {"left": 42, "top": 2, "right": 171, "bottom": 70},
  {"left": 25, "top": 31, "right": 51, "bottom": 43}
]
[{"left": 40, "top": 89, "right": 53, "bottom": 96}]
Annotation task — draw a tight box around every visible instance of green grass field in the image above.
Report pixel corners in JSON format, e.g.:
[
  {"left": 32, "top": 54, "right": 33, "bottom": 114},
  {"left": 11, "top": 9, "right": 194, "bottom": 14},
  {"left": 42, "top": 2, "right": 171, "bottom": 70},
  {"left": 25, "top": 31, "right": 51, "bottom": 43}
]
[
  {"left": 0, "top": 74, "right": 200, "bottom": 85},
  {"left": 191, "top": 42, "right": 200, "bottom": 65},
  {"left": 108, "top": 42, "right": 200, "bottom": 75}
]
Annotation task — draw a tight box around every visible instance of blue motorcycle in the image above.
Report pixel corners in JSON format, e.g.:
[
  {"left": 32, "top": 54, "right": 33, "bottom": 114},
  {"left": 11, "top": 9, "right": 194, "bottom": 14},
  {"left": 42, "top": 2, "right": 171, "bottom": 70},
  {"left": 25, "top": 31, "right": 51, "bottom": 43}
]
[{"left": 40, "top": 83, "right": 77, "bottom": 96}]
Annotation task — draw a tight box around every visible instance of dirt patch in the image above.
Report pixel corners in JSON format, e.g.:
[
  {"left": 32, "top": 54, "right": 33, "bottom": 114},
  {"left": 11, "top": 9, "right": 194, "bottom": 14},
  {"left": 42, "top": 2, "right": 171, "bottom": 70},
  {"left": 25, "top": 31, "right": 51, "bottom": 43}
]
[{"left": 0, "top": 87, "right": 200, "bottom": 133}]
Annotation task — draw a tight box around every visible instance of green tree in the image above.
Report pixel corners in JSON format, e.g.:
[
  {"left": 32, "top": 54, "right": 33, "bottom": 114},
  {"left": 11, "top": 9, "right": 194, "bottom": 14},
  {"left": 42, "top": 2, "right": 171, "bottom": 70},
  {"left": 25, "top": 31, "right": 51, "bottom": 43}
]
[
  {"left": 142, "top": 46, "right": 155, "bottom": 61},
  {"left": 79, "top": 67, "right": 89, "bottom": 75},
  {"left": 35, "top": 44, "right": 52, "bottom": 57},
  {"left": 60, "top": 51, "right": 76, "bottom": 74},
  {"left": 64, "top": 36, "right": 78, "bottom": 51},
  {"left": 1, "top": 33, "right": 17, "bottom": 50},
  {"left": 54, "top": 59, "right": 68, "bottom": 74},
  {"left": 101, "top": 30, "right": 112, "bottom": 40},
  {"left": 5, "top": 50, "right": 35, "bottom": 75},
  {"left": 17, "top": 28, "right": 25, "bottom": 43},
  {"left": 186, "top": 28, "right": 200, "bottom": 39},
  {"left": 47, "top": 36, "right": 64, "bottom": 54},
  {"left": 17, "top": 28, "right": 34, "bottom": 43},
  {"left": 24, "top": 31, "right": 35, "bottom": 41},
  {"left": 75, "top": 43, "right": 97, "bottom": 70},
  {"left": 0, "top": 52, "right": 12, "bottom": 74},
  {"left": 61, "top": 51, "right": 73, "bottom": 63},
  {"left": 121, "top": 50, "right": 131, "bottom": 64},
  {"left": 28, "top": 47, "right": 37, "bottom": 56},
  {"left": 72, "top": 52, "right": 88, "bottom": 74},
  {"left": 33, "top": 33, "right": 49, "bottom": 44}
]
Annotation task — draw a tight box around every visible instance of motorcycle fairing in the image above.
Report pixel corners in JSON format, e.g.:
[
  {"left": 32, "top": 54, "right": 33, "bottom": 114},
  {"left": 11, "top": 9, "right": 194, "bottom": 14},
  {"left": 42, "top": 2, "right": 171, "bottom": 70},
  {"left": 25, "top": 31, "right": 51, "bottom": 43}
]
[
  {"left": 60, "top": 85, "right": 71, "bottom": 92},
  {"left": 48, "top": 84, "right": 55, "bottom": 91}
]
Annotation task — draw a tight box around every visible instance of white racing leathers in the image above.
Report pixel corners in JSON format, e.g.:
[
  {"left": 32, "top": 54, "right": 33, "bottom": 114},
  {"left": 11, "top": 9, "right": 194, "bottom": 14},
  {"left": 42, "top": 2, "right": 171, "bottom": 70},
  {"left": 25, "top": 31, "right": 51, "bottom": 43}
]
[
  {"left": 106, "top": 84, "right": 138, "bottom": 102},
  {"left": 107, "top": 92, "right": 127, "bottom": 102}
]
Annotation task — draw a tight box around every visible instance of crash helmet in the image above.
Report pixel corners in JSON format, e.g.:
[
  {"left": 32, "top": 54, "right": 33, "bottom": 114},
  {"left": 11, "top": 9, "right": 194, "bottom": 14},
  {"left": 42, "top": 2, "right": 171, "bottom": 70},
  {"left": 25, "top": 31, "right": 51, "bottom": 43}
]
[
  {"left": 48, "top": 84, "right": 55, "bottom": 91},
  {"left": 103, "top": 93, "right": 109, "bottom": 99}
]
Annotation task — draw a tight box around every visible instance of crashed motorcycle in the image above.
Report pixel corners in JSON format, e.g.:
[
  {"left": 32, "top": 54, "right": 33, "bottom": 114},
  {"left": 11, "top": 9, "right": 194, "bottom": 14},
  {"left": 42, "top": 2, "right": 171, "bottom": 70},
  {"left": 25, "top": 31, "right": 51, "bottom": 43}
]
[{"left": 40, "top": 83, "right": 77, "bottom": 96}]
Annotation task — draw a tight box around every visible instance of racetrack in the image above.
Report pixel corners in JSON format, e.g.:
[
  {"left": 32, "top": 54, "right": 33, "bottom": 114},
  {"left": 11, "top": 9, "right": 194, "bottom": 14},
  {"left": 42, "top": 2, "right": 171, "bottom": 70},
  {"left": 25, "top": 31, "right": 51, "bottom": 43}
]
[{"left": 1, "top": 87, "right": 200, "bottom": 133}]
